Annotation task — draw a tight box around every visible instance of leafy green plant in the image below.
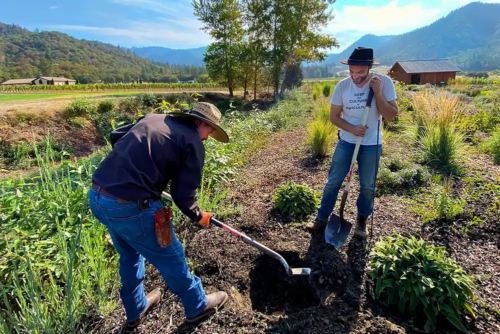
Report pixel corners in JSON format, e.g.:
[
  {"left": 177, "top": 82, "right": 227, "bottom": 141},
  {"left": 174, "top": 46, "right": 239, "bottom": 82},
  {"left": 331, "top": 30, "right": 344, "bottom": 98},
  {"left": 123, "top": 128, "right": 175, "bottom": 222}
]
[
  {"left": 307, "top": 118, "right": 336, "bottom": 157},
  {"left": 370, "top": 235, "right": 476, "bottom": 333},
  {"left": 482, "top": 127, "right": 500, "bottom": 163},
  {"left": 273, "top": 181, "right": 320, "bottom": 218}
]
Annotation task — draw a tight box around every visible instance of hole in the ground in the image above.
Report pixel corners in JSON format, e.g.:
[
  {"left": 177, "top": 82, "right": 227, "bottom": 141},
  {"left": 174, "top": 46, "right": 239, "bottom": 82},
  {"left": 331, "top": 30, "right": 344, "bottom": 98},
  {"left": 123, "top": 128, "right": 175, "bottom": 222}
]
[{"left": 249, "top": 251, "right": 319, "bottom": 315}]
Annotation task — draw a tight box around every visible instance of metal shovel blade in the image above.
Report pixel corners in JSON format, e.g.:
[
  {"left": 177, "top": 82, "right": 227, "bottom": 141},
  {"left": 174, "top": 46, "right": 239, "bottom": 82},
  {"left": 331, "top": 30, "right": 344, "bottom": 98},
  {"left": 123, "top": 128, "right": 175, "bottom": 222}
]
[
  {"left": 325, "top": 214, "right": 352, "bottom": 249},
  {"left": 290, "top": 268, "right": 312, "bottom": 276}
]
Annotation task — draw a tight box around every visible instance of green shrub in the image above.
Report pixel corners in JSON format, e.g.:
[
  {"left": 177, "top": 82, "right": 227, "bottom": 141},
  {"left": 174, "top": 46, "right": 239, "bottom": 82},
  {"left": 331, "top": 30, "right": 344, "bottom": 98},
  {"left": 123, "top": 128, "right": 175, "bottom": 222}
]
[
  {"left": 97, "top": 100, "right": 116, "bottom": 114},
  {"left": 482, "top": 127, "right": 500, "bottom": 163},
  {"left": 322, "top": 83, "right": 333, "bottom": 97},
  {"left": 64, "top": 97, "right": 97, "bottom": 117},
  {"left": 273, "top": 181, "right": 320, "bottom": 218},
  {"left": 135, "top": 93, "right": 157, "bottom": 108},
  {"left": 307, "top": 119, "right": 336, "bottom": 157},
  {"left": 370, "top": 235, "right": 476, "bottom": 333},
  {"left": 395, "top": 82, "right": 413, "bottom": 112}
]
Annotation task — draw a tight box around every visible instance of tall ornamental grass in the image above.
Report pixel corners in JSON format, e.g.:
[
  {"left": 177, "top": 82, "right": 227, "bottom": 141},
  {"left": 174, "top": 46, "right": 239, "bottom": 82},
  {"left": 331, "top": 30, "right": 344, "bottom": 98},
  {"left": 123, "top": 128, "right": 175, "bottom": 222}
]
[{"left": 410, "top": 91, "right": 466, "bottom": 173}]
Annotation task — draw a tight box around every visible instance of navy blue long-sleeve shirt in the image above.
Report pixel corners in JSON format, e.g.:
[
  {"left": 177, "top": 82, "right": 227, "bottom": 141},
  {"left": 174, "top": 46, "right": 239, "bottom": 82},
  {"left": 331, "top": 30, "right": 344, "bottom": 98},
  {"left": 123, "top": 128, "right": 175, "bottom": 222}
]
[{"left": 92, "top": 113, "right": 204, "bottom": 222}]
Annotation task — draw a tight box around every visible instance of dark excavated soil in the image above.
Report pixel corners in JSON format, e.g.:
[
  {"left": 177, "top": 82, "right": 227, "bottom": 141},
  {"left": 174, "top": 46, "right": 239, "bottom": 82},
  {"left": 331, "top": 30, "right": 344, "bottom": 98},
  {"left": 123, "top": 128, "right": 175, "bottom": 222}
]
[{"left": 91, "top": 128, "right": 500, "bottom": 334}]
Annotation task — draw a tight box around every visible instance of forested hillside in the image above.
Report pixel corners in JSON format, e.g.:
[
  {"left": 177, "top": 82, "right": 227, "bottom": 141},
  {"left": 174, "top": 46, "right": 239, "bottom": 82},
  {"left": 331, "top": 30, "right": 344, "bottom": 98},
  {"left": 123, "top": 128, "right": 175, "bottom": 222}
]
[
  {"left": 374, "top": 2, "right": 500, "bottom": 68},
  {"left": 313, "top": 2, "right": 500, "bottom": 73},
  {"left": 0, "top": 23, "right": 206, "bottom": 83}
]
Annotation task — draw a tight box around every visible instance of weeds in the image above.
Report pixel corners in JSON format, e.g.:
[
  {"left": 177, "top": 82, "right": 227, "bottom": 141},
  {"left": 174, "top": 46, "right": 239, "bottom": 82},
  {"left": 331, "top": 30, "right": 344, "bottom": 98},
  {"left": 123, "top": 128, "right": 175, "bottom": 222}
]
[
  {"left": 482, "top": 127, "right": 500, "bottom": 163},
  {"left": 410, "top": 176, "right": 466, "bottom": 223}
]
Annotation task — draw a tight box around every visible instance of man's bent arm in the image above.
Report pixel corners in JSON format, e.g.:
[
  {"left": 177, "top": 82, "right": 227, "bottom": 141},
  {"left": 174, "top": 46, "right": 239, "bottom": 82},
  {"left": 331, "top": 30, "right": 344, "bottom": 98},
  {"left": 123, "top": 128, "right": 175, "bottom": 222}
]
[
  {"left": 330, "top": 104, "right": 356, "bottom": 134},
  {"left": 375, "top": 93, "right": 398, "bottom": 122}
]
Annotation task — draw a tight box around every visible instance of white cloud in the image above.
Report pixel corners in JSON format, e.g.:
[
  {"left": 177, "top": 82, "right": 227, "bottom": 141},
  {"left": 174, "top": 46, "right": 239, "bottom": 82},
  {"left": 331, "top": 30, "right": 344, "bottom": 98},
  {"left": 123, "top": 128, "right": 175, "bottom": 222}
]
[
  {"left": 49, "top": 6, "right": 58, "bottom": 9},
  {"left": 325, "top": 0, "right": 444, "bottom": 51},
  {"left": 48, "top": 22, "right": 211, "bottom": 47},
  {"left": 108, "top": 0, "right": 191, "bottom": 15}
]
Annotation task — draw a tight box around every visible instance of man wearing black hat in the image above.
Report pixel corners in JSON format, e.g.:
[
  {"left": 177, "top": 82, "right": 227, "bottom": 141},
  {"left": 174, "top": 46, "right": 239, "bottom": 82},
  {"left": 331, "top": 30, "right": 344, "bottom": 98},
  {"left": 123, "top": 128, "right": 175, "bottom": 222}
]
[
  {"left": 88, "top": 102, "right": 230, "bottom": 330},
  {"left": 307, "top": 47, "right": 398, "bottom": 236}
]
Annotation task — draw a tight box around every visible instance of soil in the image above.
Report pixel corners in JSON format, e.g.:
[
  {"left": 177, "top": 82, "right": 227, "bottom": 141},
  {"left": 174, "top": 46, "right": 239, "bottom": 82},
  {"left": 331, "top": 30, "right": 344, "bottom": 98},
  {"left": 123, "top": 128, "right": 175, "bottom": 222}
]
[{"left": 90, "top": 127, "right": 500, "bottom": 334}]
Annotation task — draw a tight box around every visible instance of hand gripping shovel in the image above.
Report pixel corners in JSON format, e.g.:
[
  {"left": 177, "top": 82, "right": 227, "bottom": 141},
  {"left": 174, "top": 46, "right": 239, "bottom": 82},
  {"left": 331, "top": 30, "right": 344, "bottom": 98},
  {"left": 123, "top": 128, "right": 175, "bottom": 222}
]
[
  {"left": 325, "top": 87, "right": 375, "bottom": 249},
  {"left": 161, "top": 192, "right": 310, "bottom": 277}
]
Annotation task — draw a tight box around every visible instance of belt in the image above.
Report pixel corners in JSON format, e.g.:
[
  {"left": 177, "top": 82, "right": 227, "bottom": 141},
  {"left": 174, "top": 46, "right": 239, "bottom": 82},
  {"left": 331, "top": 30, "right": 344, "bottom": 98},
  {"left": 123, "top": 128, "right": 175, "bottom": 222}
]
[{"left": 92, "top": 183, "right": 132, "bottom": 203}]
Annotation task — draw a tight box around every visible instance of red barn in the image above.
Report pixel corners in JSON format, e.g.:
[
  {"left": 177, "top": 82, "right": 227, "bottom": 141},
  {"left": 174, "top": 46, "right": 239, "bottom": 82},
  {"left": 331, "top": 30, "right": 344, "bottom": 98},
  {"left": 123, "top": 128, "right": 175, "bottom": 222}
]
[{"left": 388, "top": 59, "right": 461, "bottom": 85}]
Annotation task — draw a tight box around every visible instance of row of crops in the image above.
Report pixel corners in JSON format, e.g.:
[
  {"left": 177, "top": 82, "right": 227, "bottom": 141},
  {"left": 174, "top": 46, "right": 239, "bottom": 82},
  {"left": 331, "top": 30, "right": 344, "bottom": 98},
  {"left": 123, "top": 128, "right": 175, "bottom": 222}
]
[{"left": 0, "top": 82, "right": 222, "bottom": 93}]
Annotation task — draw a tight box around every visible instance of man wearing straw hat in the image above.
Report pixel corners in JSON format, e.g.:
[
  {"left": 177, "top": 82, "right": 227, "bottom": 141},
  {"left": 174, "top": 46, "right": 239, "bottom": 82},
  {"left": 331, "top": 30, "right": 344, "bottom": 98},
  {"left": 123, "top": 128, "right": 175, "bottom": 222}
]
[{"left": 88, "top": 102, "right": 230, "bottom": 330}]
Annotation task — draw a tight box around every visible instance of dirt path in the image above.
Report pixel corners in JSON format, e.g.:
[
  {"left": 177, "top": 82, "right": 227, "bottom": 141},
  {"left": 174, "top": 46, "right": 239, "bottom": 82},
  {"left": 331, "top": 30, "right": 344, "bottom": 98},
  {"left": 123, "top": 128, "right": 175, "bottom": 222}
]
[{"left": 92, "top": 128, "right": 500, "bottom": 334}]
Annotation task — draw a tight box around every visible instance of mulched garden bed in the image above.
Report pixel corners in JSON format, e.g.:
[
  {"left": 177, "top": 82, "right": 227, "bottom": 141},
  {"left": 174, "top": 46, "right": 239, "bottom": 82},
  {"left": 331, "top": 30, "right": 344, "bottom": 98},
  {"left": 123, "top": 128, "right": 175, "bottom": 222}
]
[{"left": 92, "top": 128, "right": 500, "bottom": 334}]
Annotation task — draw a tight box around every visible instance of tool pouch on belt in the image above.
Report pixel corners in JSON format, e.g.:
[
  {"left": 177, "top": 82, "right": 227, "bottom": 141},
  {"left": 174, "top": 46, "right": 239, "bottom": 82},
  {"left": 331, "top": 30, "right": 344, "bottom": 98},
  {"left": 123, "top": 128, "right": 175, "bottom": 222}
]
[{"left": 154, "top": 206, "right": 172, "bottom": 248}]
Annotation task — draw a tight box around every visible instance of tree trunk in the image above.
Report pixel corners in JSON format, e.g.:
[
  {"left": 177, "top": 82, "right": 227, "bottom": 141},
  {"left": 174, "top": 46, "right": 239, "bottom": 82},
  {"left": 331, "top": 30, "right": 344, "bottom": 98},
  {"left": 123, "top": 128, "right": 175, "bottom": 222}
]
[
  {"left": 244, "top": 73, "right": 248, "bottom": 99},
  {"left": 254, "top": 68, "right": 257, "bottom": 101},
  {"left": 229, "top": 86, "right": 234, "bottom": 97},
  {"left": 279, "top": 50, "right": 294, "bottom": 98}
]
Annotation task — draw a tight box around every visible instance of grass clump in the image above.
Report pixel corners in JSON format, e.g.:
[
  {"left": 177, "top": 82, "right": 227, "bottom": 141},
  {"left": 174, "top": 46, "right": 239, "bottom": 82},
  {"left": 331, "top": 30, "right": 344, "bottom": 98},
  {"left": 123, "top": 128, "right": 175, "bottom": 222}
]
[
  {"left": 312, "top": 83, "right": 322, "bottom": 100},
  {"left": 411, "top": 91, "right": 467, "bottom": 174},
  {"left": 370, "top": 235, "right": 476, "bottom": 333},
  {"left": 322, "top": 83, "right": 333, "bottom": 97},
  {"left": 307, "top": 119, "right": 336, "bottom": 157},
  {"left": 273, "top": 181, "right": 320, "bottom": 218}
]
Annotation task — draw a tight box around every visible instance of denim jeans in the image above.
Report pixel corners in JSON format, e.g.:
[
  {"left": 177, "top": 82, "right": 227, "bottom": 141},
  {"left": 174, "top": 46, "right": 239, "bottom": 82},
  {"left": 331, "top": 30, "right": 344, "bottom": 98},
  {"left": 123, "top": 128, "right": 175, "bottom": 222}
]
[
  {"left": 317, "top": 139, "right": 382, "bottom": 221},
  {"left": 88, "top": 187, "right": 207, "bottom": 322}
]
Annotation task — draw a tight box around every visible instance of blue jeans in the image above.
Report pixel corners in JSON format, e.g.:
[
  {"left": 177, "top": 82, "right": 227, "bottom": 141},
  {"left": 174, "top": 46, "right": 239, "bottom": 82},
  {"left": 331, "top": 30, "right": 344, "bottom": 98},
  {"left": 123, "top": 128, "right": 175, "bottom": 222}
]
[
  {"left": 88, "top": 187, "right": 207, "bottom": 322},
  {"left": 317, "top": 139, "right": 382, "bottom": 221}
]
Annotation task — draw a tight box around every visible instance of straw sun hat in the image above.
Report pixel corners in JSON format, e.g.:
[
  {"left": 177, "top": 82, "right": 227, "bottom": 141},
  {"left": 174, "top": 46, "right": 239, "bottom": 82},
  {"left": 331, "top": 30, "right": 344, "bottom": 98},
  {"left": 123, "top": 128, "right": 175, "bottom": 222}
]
[{"left": 169, "top": 102, "right": 229, "bottom": 143}]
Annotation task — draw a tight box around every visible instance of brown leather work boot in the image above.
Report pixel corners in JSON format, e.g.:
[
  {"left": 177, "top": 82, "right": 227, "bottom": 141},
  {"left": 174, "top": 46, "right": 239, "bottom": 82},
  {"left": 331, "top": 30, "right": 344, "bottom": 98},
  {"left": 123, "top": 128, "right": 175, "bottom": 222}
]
[
  {"left": 186, "top": 291, "right": 228, "bottom": 323},
  {"left": 124, "top": 288, "right": 162, "bottom": 330},
  {"left": 305, "top": 217, "right": 327, "bottom": 232}
]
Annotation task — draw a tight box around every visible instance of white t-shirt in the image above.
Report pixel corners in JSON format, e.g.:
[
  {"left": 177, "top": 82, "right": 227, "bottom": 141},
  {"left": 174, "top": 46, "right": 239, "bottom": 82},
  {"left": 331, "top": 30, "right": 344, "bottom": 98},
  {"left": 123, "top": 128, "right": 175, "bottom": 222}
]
[{"left": 330, "top": 73, "right": 397, "bottom": 145}]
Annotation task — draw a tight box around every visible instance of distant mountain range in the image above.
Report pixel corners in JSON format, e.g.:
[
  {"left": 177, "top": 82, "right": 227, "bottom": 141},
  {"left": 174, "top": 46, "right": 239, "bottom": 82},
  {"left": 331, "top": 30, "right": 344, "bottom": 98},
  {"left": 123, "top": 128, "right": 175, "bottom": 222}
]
[
  {"left": 1, "top": 1, "right": 498, "bottom": 84},
  {"left": 314, "top": 2, "right": 500, "bottom": 72},
  {"left": 130, "top": 46, "right": 206, "bottom": 67},
  {"left": 126, "top": 2, "right": 500, "bottom": 72}
]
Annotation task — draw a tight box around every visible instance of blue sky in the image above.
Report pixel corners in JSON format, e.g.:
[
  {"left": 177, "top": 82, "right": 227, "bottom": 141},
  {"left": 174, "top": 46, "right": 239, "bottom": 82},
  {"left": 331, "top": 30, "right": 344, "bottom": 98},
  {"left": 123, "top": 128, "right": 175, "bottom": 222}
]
[{"left": 1, "top": 0, "right": 499, "bottom": 52}]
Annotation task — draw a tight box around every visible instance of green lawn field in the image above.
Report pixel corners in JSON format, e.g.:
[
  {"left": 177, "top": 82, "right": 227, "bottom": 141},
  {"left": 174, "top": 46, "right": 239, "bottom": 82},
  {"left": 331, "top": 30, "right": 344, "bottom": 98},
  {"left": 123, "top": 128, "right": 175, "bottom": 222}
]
[{"left": 0, "top": 91, "right": 163, "bottom": 103}]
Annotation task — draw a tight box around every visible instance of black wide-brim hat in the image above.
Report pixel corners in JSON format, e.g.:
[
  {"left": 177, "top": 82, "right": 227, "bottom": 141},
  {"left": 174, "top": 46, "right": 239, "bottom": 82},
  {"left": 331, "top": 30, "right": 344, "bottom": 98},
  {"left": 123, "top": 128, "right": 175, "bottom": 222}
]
[
  {"left": 168, "top": 102, "right": 230, "bottom": 143},
  {"left": 340, "top": 46, "right": 380, "bottom": 65}
]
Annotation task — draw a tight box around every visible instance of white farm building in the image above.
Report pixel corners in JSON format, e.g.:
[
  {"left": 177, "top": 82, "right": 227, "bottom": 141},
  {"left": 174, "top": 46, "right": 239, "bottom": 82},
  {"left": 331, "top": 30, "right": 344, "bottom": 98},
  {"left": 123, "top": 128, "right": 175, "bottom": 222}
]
[{"left": 1, "top": 77, "right": 77, "bottom": 86}]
